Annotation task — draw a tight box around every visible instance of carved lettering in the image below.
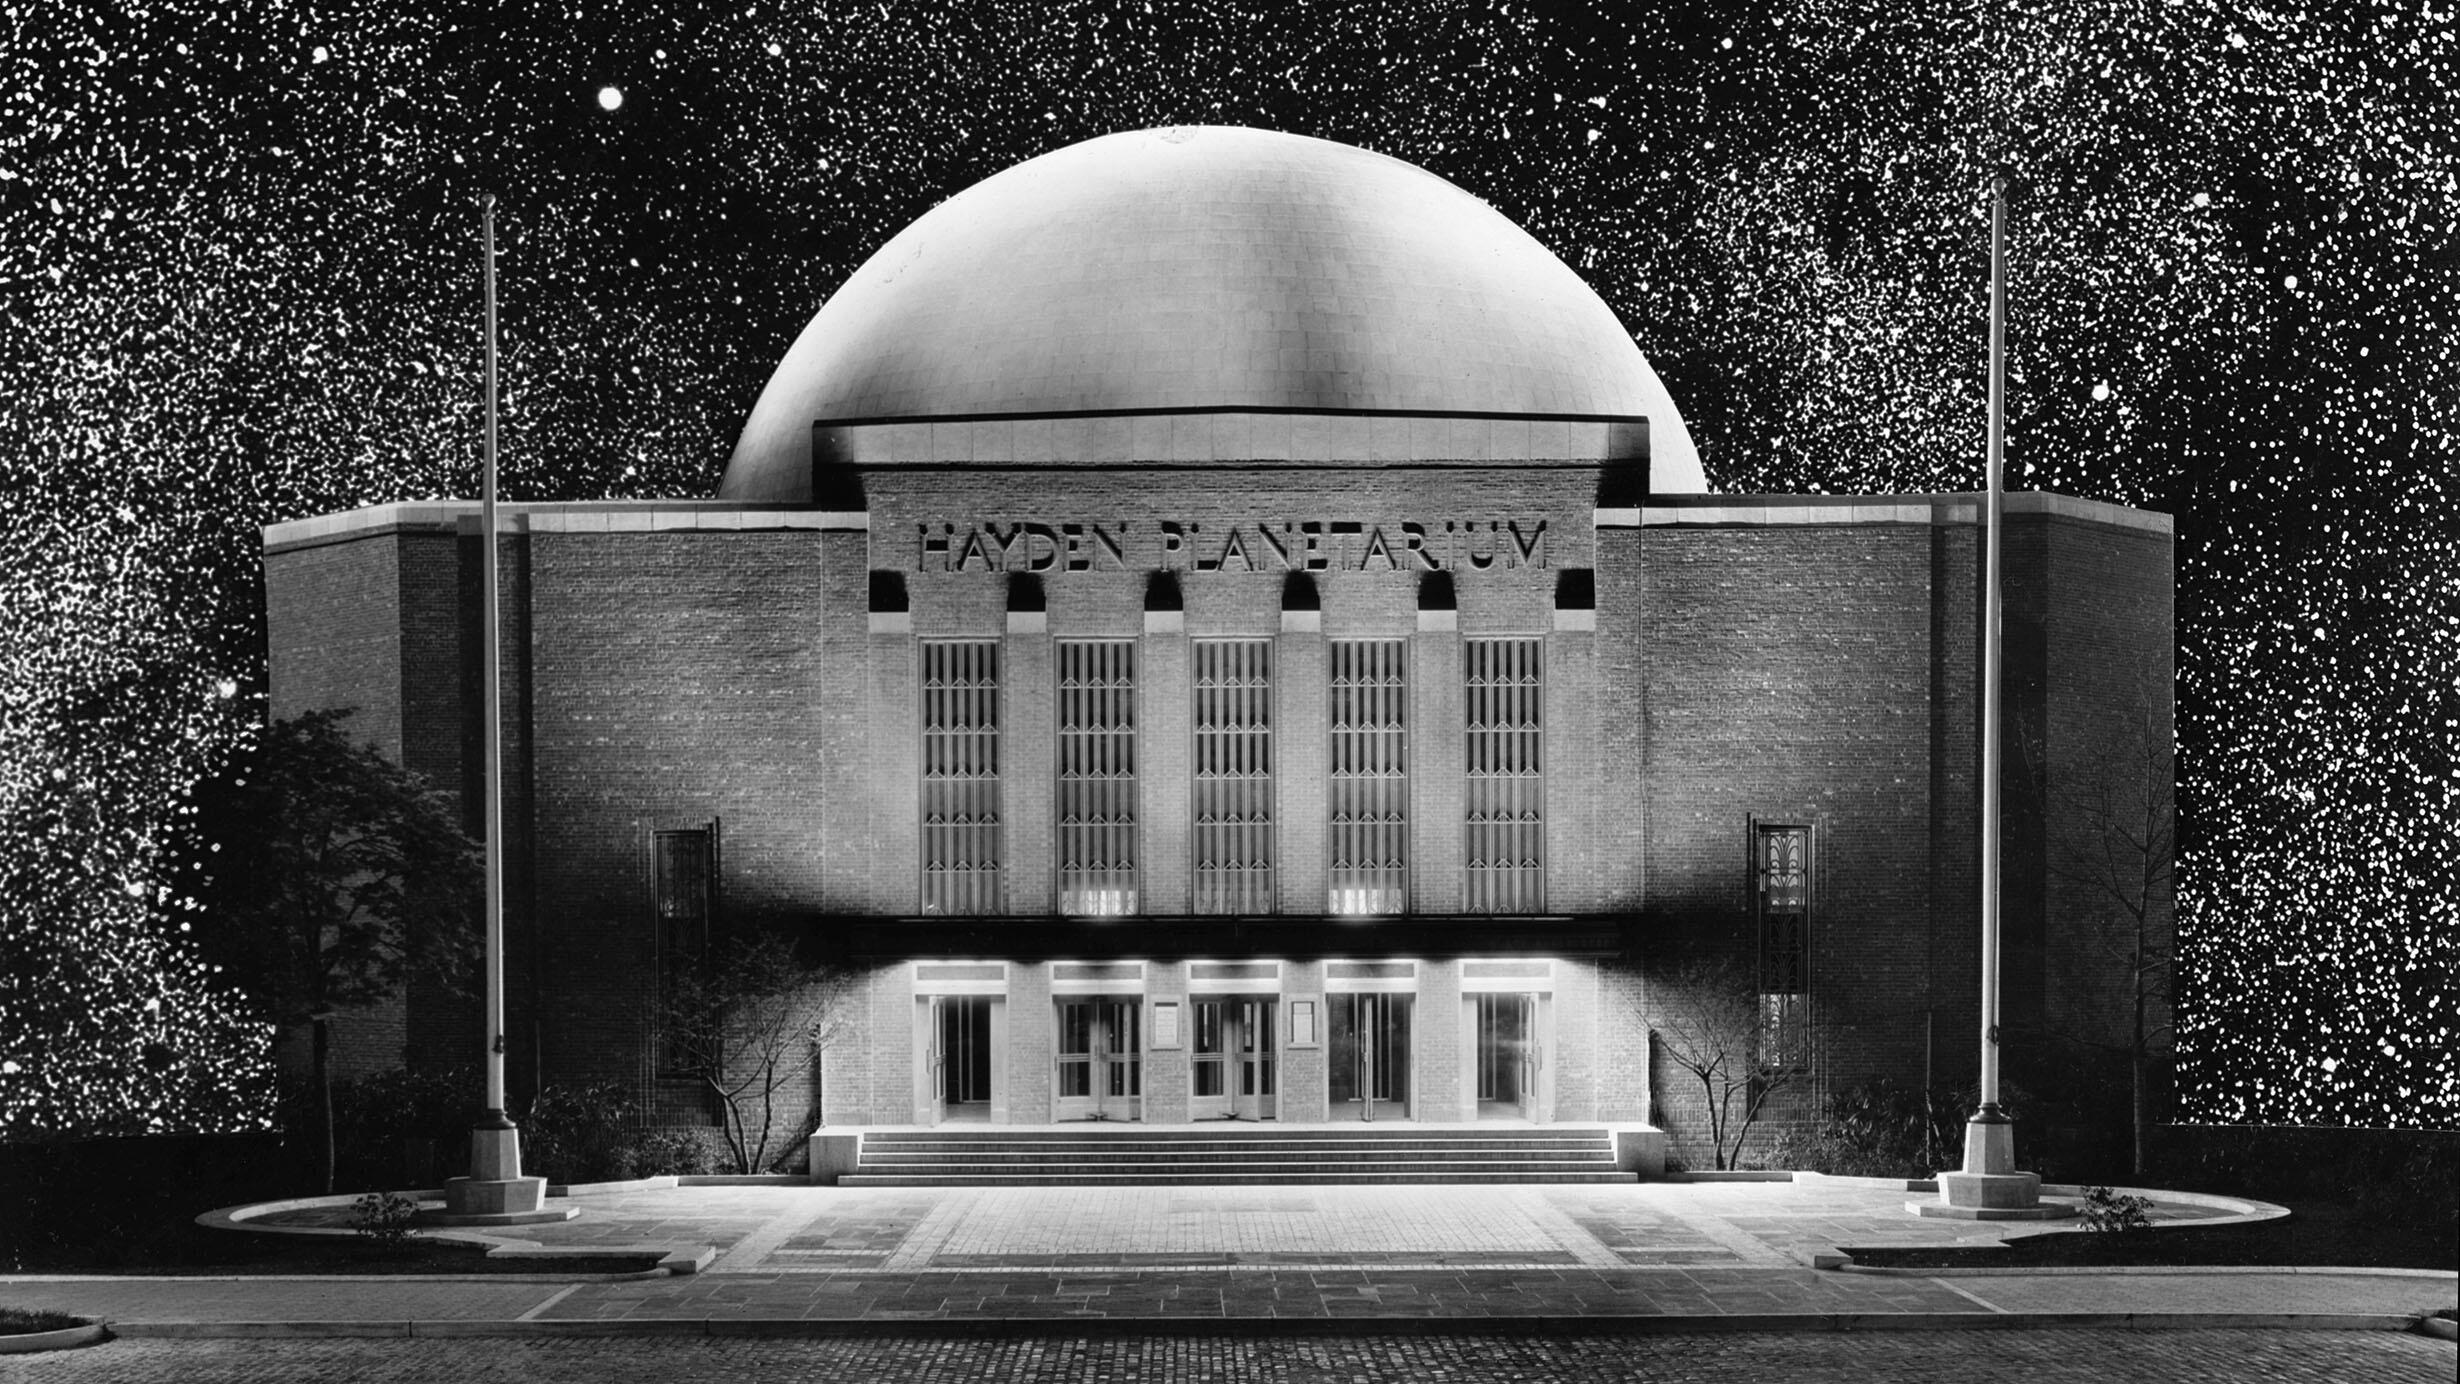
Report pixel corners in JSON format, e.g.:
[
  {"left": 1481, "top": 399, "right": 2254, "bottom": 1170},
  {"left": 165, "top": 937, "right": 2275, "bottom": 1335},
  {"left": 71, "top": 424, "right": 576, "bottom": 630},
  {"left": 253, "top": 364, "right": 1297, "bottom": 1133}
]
[
  {"left": 1329, "top": 521, "right": 1363, "bottom": 571},
  {"left": 1020, "top": 523, "right": 1060, "bottom": 573},
  {"left": 988, "top": 522, "right": 1024, "bottom": 569},
  {"left": 1465, "top": 520, "right": 1500, "bottom": 571},
  {"left": 1216, "top": 526, "right": 1259, "bottom": 572},
  {"left": 1296, "top": 521, "right": 1329, "bottom": 571},
  {"left": 913, "top": 518, "right": 1551, "bottom": 571},
  {"left": 954, "top": 527, "right": 1000, "bottom": 572},
  {"left": 1360, "top": 525, "right": 1398, "bottom": 571},
  {"left": 1509, "top": 519, "right": 1547, "bottom": 568}
]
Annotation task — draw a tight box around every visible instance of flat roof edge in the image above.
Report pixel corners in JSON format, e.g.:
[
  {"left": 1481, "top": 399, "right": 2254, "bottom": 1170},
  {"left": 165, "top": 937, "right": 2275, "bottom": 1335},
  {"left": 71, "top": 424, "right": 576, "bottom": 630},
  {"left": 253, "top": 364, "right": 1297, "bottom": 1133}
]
[
  {"left": 1599, "top": 491, "right": 2172, "bottom": 536},
  {"left": 262, "top": 501, "right": 870, "bottom": 552}
]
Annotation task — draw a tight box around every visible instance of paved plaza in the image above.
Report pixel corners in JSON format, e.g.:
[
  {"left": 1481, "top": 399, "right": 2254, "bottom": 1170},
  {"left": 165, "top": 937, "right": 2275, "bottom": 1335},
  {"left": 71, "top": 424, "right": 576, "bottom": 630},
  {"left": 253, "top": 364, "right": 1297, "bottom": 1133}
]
[
  {"left": 238, "top": 1175, "right": 2272, "bottom": 1273},
  {"left": 3, "top": 1175, "right": 2451, "bottom": 1339}
]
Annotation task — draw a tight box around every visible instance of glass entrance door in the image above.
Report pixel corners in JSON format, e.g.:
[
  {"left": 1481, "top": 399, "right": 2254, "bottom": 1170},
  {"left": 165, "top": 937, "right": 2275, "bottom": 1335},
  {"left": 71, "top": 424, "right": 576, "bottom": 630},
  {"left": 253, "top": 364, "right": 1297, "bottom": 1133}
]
[
  {"left": 1474, "top": 992, "right": 1541, "bottom": 1120},
  {"left": 1055, "top": 997, "right": 1141, "bottom": 1121},
  {"left": 1192, "top": 998, "right": 1278, "bottom": 1120},
  {"left": 935, "top": 995, "right": 993, "bottom": 1121},
  {"left": 1329, "top": 993, "right": 1411, "bottom": 1120}
]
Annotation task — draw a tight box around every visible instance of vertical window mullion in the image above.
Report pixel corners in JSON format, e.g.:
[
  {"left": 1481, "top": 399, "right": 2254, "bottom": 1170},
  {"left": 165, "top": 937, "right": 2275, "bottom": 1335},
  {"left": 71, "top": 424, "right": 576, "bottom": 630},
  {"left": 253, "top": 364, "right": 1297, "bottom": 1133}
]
[
  {"left": 1194, "top": 640, "right": 1275, "bottom": 914},
  {"left": 1329, "top": 639, "right": 1405, "bottom": 914},
  {"left": 1060, "top": 641, "right": 1136, "bottom": 915},
  {"left": 921, "top": 641, "right": 1001, "bottom": 916},
  {"left": 1464, "top": 638, "right": 1542, "bottom": 913}
]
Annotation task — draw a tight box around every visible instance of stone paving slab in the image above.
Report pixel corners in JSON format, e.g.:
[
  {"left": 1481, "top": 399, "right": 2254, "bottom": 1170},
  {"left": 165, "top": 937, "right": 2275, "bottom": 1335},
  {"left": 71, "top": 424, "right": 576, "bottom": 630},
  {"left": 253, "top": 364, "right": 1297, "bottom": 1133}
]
[
  {"left": 397, "top": 1177, "right": 2262, "bottom": 1275},
  {"left": 13, "top": 1176, "right": 2446, "bottom": 1335}
]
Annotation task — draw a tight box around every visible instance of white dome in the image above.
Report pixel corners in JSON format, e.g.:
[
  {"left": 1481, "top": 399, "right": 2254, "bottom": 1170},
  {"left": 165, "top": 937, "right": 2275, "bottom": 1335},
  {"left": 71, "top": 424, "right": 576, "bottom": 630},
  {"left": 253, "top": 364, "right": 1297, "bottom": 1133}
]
[{"left": 722, "top": 126, "right": 1703, "bottom": 497}]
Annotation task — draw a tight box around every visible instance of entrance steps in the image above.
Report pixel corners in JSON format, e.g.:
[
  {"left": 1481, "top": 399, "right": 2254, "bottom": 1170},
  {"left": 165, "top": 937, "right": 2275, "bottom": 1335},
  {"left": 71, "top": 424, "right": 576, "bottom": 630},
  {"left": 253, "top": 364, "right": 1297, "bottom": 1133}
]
[{"left": 835, "top": 1124, "right": 1638, "bottom": 1186}]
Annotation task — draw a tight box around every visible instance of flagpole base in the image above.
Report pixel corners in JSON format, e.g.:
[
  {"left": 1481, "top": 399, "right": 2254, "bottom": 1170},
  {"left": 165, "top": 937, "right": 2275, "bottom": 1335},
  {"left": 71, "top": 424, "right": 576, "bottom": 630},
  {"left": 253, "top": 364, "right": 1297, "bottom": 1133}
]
[
  {"left": 430, "top": 1120, "right": 573, "bottom": 1225},
  {"left": 1913, "top": 1105, "right": 2076, "bottom": 1220}
]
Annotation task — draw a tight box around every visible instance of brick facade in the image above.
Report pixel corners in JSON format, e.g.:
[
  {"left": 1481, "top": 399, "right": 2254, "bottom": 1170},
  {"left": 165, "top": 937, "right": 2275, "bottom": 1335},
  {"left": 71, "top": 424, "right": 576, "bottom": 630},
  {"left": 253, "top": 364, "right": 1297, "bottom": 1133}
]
[{"left": 262, "top": 488, "right": 2171, "bottom": 1167}]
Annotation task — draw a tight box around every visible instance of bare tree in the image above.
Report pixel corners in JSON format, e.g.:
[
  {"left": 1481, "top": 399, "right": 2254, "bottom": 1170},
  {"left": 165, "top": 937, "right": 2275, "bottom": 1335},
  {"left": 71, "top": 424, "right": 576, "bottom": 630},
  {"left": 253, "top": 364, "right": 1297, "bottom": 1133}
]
[
  {"left": 2034, "top": 700, "right": 2176, "bottom": 1177},
  {"left": 660, "top": 932, "right": 850, "bottom": 1174},
  {"left": 1650, "top": 954, "right": 1819, "bottom": 1170}
]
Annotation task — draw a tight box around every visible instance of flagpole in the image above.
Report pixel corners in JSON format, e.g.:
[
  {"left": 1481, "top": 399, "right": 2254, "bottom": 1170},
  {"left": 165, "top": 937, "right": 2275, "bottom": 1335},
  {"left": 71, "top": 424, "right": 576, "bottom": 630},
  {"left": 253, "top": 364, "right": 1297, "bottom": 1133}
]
[
  {"left": 1925, "top": 171, "right": 2065, "bottom": 1219},
  {"left": 480, "top": 193, "right": 508, "bottom": 1133},
  {"left": 1977, "top": 172, "right": 2008, "bottom": 1128},
  {"left": 443, "top": 193, "right": 546, "bottom": 1222}
]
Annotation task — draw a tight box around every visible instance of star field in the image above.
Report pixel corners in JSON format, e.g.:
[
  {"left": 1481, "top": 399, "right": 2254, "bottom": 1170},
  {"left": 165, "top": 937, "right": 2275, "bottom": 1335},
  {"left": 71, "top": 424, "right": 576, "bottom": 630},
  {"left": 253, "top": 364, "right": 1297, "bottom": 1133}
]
[{"left": 0, "top": 0, "right": 2450, "bottom": 1134}]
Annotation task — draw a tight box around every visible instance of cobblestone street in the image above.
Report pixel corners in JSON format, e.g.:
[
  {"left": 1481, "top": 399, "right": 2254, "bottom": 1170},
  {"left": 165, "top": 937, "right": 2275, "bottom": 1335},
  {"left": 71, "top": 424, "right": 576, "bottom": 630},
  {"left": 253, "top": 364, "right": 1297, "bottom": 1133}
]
[{"left": 6, "top": 1327, "right": 2450, "bottom": 1383}]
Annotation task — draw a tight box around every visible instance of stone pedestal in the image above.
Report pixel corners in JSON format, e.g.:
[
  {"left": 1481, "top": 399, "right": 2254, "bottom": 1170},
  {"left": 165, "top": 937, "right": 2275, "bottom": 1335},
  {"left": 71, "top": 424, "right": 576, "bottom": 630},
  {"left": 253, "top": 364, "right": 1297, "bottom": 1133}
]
[
  {"left": 427, "top": 1122, "right": 576, "bottom": 1227},
  {"left": 1913, "top": 1106, "right": 2077, "bottom": 1221}
]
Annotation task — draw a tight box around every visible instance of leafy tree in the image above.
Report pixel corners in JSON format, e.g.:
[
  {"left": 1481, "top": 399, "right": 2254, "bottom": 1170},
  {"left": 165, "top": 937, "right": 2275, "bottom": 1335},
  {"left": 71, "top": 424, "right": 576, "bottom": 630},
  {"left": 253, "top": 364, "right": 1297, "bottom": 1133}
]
[
  {"left": 659, "top": 932, "right": 848, "bottom": 1175},
  {"left": 184, "top": 710, "right": 480, "bottom": 1192},
  {"left": 1650, "top": 954, "right": 1822, "bottom": 1171}
]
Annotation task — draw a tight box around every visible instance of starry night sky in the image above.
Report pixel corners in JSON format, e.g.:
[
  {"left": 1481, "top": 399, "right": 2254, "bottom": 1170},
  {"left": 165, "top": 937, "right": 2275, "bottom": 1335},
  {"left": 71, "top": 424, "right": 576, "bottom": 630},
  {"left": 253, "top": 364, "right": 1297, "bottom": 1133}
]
[{"left": 2, "top": 1, "right": 2452, "bottom": 1134}]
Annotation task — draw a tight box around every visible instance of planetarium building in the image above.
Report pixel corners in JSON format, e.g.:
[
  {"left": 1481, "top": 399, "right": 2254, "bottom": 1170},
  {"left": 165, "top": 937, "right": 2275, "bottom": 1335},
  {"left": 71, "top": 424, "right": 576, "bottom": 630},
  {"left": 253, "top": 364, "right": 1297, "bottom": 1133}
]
[{"left": 265, "top": 129, "right": 2171, "bottom": 1160}]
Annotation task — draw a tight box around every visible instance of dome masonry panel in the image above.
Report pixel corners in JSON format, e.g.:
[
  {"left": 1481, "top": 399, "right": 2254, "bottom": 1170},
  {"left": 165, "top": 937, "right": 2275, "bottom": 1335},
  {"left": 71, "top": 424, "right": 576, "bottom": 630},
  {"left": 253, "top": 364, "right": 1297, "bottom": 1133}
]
[{"left": 721, "top": 126, "right": 1705, "bottom": 499}]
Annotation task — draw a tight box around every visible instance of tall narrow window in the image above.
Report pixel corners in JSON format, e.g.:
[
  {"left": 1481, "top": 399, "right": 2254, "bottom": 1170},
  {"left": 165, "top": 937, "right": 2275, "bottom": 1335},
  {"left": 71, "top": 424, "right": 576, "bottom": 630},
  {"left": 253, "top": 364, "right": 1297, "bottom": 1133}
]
[
  {"left": 1193, "top": 640, "right": 1274, "bottom": 913},
  {"left": 1464, "top": 638, "right": 1544, "bottom": 911},
  {"left": 1755, "top": 824, "right": 1812, "bottom": 1069},
  {"left": 1057, "top": 641, "right": 1137, "bottom": 915},
  {"left": 650, "top": 824, "right": 716, "bottom": 1074},
  {"left": 920, "top": 641, "right": 1001, "bottom": 915},
  {"left": 1328, "top": 639, "right": 1407, "bottom": 914}
]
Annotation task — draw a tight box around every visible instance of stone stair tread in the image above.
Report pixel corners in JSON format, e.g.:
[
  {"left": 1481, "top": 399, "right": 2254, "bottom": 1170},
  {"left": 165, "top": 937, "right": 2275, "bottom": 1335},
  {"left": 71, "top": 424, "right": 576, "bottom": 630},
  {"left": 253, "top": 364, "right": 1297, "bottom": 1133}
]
[
  {"left": 841, "top": 1125, "right": 1635, "bottom": 1187},
  {"left": 838, "top": 1172, "right": 1640, "bottom": 1185}
]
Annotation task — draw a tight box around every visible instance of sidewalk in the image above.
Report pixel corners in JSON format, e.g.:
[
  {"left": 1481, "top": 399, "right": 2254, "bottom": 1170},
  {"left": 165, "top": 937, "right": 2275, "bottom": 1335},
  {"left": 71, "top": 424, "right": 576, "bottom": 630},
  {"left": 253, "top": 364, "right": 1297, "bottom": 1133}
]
[{"left": 6, "top": 1178, "right": 2452, "bottom": 1335}]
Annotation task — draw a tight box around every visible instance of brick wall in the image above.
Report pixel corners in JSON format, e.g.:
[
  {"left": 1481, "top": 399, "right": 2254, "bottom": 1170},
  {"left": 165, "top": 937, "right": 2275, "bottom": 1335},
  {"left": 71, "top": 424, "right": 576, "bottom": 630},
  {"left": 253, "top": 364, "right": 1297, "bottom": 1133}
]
[
  {"left": 1632, "top": 521, "right": 1941, "bottom": 1097},
  {"left": 262, "top": 491, "right": 2169, "bottom": 1138},
  {"left": 2028, "top": 517, "right": 2175, "bottom": 1097},
  {"left": 263, "top": 535, "right": 411, "bottom": 1078}
]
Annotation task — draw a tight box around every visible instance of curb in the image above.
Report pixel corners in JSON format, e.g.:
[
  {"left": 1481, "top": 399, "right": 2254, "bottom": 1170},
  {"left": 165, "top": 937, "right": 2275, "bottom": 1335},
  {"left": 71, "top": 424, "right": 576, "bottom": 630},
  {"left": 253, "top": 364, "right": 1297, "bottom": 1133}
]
[
  {"left": 196, "top": 1195, "right": 710, "bottom": 1275},
  {"left": 1837, "top": 1264, "right": 2460, "bottom": 1280},
  {"left": 95, "top": 1311, "right": 2433, "bottom": 1339},
  {"left": 0, "top": 1323, "right": 111, "bottom": 1354}
]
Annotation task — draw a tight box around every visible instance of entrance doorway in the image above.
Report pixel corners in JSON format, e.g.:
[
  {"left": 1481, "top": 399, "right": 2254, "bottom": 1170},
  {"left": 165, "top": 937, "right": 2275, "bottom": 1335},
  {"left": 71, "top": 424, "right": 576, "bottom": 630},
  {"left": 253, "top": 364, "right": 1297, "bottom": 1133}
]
[
  {"left": 921, "top": 995, "right": 997, "bottom": 1124},
  {"left": 1191, "top": 998, "right": 1278, "bottom": 1120},
  {"left": 1329, "top": 993, "right": 1411, "bottom": 1120},
  {"left": 1055, "top": 997, "right": 1141, "bottom": 1121},
  {"left": 1473, "top": 992, "right": 1541, "bottom": 1120}
]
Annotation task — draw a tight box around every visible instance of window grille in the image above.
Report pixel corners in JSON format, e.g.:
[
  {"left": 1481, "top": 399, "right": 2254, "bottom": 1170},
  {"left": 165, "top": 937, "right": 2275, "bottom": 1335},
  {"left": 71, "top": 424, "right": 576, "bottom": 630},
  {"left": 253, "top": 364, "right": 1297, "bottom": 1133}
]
[
  {"left": 1057, "top": 641, "right": 1137, "bottom": 916},
  {"left": 1328, "top": 639, "right": 1407, "bottom": 914},
  {"left": 1464, "top": 638, "right": 1544, "bottom": 911},
  {"left": 649, "top": 824, "right": 715, "bottom": 1077},
  {"left": 920, "top": 641, "right": 1001, "bottom": 915},
  {"left": 1193, "top": 640, "right": 1274, "bottom": 913},
  {"left": 1755, "top": 823, "right": 1813, "bottom": 1069}
]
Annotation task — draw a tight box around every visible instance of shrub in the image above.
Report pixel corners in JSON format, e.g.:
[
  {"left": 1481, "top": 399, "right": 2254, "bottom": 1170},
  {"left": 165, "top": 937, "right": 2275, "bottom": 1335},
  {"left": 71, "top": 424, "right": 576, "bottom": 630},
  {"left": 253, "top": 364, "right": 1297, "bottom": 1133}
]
[
  {"left": 351, "top": 1190, "right": 421, "bottom": 1246},
  {"left": 622, "top": 1127, "right": 716, "bottom": 1179},
  {"left": 518, "top": 1085, "right": 724, "bottom": 1183},
  {"left": 285, "top": 1066, "right": 479, "bottom": 1191},
  {"left": 0, "top": 1307, "right": 88, "bottom": 1334},
  {"left": 1759, "top": 1080, "right": 1984, "bottom": 1178},
  {"left": 520, "top": 1082, "right": 644, "bottom": 1185},
  {"left": 2080, "top": 1185, "right": 2153, "bottom": 1233}
]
